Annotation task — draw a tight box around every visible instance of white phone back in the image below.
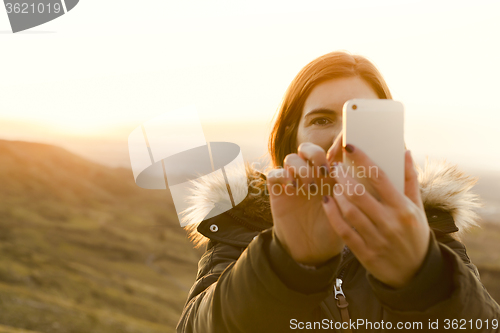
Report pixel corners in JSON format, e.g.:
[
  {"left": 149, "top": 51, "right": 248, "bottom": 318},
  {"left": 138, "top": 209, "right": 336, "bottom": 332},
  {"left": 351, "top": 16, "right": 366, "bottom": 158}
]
[{"left": 342, "top": 99, "right": 405, "bottom": 199}]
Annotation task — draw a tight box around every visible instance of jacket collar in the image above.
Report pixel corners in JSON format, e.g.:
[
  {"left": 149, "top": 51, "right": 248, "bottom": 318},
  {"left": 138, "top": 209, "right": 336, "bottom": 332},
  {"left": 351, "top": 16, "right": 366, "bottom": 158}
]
[{"left": 183, "top": 158, "right": 483, "bottom": 249}]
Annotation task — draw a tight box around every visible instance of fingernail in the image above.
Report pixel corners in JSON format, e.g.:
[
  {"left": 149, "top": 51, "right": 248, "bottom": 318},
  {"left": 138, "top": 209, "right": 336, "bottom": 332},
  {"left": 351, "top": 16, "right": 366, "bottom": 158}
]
[
  {"left": 320, "top": 164, "right": 329, "bottom": 177},
  {"left": 291, "top": 179, "right": 297, "bottom": 188},
  {"left": 322, "top": 195, "right": 329, "bottom": 203},
  {"left": 345, "top": 144, "right": 354, "bottom": 153}
]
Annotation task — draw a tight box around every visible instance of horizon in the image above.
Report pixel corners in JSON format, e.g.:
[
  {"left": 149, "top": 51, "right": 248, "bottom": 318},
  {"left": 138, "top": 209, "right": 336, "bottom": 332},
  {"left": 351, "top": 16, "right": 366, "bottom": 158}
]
[
  {"left": 1, "top": 115, "right": 500, "bottom": 176},
  {"left": 1, "top": 130, "right": 500, "bottom": 179}
]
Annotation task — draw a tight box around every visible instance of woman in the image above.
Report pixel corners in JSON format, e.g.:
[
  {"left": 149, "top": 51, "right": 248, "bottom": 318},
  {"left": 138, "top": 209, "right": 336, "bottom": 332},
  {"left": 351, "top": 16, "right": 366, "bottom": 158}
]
[{"left": 176, "top": 51, "right": 500, "bottom": 332}]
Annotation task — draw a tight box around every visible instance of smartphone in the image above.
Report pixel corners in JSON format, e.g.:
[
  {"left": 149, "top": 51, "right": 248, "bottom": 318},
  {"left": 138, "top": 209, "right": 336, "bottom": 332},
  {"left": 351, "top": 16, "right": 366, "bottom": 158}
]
[{"left": 342, "top": 99, "right": 405, "bottom": 201}]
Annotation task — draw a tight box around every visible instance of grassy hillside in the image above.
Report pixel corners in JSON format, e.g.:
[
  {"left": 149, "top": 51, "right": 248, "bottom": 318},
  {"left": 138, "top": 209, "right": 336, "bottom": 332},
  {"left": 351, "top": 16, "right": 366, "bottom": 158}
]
[
  {"left": 0, "top": 139, "right": 498, "bottom": 333},
  {"left": 0, "top": 140, "right": 204, "bottom": 333}
]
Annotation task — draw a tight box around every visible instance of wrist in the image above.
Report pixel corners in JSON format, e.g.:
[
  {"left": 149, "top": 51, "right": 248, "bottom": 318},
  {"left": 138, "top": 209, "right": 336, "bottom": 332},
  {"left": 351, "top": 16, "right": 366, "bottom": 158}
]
[{"left": 367, "top": 230, "right": 453, "bottom": 311}]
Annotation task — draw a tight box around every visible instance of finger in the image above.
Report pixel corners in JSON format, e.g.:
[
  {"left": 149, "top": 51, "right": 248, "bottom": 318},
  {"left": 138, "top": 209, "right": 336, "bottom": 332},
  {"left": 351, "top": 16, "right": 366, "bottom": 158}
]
[
  {"left": 331, "top": 164, "right": 385, "bottom": 225},
  {"left": 321, "top": 195, "right": 366, "bottom": 254},
  {"left": 332, "top": 189, "right": 384, "bottom": 245},
  {"left": 283, "top": 153, "right": 315, "bottom": 187},
  {"left": 297, "top": 142, "right": 330, "bottom": 177},
  {"left": 404, "top": 150, "right": 424, "bottom": 209},
  {"left": 342, "top": 143, "right": 405, "bottom": 207},
  {"left": 326, "top": 131, "right": 343, "bottom": 165},
  {"left": 267, "top": 168, "right": 296, "bottom": 196}
]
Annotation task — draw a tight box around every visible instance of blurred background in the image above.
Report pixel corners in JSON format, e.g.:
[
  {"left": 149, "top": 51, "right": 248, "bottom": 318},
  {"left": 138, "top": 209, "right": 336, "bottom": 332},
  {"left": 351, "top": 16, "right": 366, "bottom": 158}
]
[{"left": 1, "top": 0, "right": 499, "bottom": 332}]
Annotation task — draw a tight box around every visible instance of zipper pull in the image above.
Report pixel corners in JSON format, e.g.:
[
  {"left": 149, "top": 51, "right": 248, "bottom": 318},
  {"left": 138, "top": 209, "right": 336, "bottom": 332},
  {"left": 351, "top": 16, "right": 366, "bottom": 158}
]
[
  {"left": 334, "top": 278, "right": 345, "bottom": 300},
  {"left": 335, "top": 278, "right": 352, "bottom": 332}
]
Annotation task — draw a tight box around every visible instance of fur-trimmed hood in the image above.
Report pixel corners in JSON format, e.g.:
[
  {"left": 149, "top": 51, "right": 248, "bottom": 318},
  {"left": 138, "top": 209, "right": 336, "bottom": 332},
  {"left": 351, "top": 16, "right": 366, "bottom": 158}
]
[{"left": 182, "top": 158, "right": 483, "bottom": 249}]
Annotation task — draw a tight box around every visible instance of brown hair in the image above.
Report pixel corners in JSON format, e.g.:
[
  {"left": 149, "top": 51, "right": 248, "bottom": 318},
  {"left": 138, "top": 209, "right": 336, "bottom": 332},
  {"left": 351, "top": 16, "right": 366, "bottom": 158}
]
[{"left": 268, "top": 51, "right": 393, "bottom": 167}]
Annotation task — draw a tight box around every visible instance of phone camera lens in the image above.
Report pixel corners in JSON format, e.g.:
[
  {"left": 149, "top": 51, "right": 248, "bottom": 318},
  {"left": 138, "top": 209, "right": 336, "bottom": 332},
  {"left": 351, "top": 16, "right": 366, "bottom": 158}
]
[{"left": 352, "top": 105, "right": 357, "bottom": 110}]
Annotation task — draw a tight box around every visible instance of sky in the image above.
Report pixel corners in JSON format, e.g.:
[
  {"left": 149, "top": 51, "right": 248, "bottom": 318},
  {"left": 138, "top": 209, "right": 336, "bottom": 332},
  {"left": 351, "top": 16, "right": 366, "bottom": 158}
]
[{"left": 0, "top": 0, "right": 499, "bottom": 173}]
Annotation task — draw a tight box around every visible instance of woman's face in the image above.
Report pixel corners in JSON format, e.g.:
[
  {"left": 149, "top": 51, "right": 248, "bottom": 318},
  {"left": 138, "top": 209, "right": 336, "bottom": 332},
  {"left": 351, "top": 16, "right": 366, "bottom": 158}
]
[{"left": 296, "top": 76, "right": 379, "bottom": 152}]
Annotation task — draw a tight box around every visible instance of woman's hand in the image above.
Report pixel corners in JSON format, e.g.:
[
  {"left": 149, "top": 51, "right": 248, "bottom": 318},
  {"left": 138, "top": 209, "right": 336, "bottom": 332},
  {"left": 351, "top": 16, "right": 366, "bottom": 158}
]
[
  {"left": 267, "top": 133, "right": 345, "bottom": 267},
  {"left": 321, "top": 145, "right": 430, "bottom": 288}
]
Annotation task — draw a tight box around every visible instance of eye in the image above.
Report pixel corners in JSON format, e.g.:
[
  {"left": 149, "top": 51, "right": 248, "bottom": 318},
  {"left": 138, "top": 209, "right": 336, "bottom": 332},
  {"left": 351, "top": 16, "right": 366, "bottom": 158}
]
[{"left": 311, "top": 117, "right": 333, "bottom": 126}]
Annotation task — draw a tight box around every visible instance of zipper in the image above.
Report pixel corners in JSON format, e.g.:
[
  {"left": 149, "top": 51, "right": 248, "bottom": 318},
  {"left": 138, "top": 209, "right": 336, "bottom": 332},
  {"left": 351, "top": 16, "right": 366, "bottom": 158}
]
[
  {"left": 334, "top": 247, "right": 354, "bottom": 333},
  {"left": 334, "top": 277, "right": 346, "bottom": 300},
  {"left": 336, "top": 246, "right": 353, "bottom": 277}
]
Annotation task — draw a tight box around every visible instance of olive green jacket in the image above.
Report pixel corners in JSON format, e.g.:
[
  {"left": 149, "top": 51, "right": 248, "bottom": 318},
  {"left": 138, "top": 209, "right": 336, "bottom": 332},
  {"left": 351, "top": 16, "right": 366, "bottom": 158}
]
[{"left": 176, "top": 160, "right": 500, "bottom": 332}]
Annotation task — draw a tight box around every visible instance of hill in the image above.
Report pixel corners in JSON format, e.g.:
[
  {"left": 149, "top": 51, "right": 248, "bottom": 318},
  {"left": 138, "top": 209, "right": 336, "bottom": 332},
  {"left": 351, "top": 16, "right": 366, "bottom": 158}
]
[{"left": 0, "top": 140, "right": 204, "bottom": 333}]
